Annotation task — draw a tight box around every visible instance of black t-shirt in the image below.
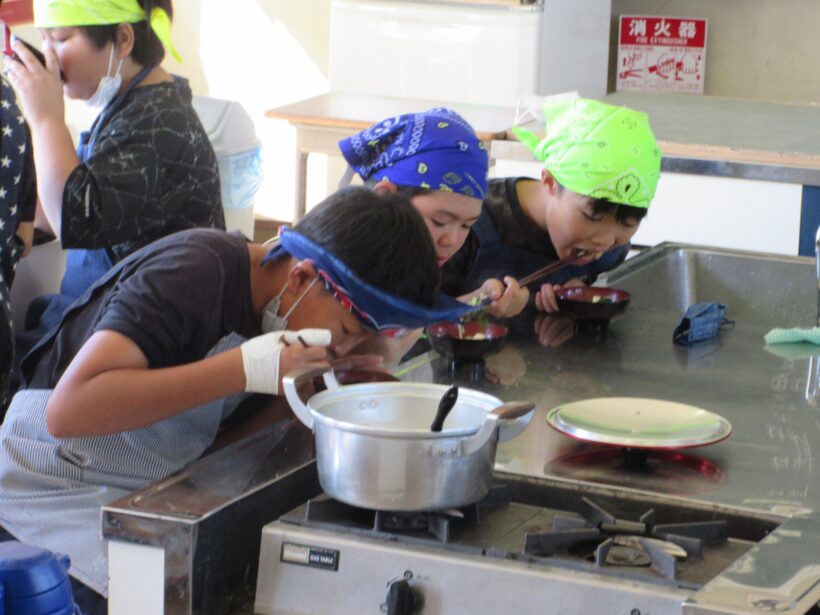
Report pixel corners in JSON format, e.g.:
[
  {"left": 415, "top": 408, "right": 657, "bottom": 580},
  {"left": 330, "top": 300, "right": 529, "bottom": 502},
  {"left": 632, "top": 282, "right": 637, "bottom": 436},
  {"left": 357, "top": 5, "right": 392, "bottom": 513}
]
[
  {"left": 483, "top": 176, "right": 557, "bottom": 257},
  {"left": 62, "top": 77, "right": 225, "bottom": 263},
  {"left": 23, "top": 229, "right": 260, "bottom": 388}
]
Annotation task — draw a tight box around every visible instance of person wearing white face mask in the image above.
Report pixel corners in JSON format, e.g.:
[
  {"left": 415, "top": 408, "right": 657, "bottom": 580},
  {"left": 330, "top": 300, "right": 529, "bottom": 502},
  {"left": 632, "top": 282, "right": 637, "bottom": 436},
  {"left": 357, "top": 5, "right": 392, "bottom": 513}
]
[
  {"left": 5, "top": 0, "right": 224, "bottom": 370},
  {"left": 0, "top": 187, "right": 465, "bottom": 611}
]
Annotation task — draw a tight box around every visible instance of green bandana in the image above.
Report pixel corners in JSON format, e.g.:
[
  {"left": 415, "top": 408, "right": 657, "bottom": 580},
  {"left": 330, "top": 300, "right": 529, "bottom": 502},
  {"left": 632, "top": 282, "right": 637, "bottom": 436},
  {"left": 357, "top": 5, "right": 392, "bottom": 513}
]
[
  {"left": 513, "top": 98, "right": 661, "bottom": 208},
  {"left": 34, "top": 0, "right": 182, "bottom": 63}
]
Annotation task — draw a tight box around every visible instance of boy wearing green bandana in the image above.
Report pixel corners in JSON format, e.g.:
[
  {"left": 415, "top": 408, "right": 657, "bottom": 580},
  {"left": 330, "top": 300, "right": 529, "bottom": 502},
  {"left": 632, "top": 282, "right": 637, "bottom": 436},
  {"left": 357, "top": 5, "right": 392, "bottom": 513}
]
[{"left": 441, "top": 98, "right": 661, "bottom": 314}]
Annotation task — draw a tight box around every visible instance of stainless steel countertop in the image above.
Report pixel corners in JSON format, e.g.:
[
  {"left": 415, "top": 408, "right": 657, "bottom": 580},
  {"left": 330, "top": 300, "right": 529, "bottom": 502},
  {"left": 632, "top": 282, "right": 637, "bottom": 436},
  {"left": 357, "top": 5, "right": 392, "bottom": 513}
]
[
  {"left": 491, "top": 260, "right": 817, "bottom": 516},
  {"left": 402, "top": 242, "right": 820, "bottom": 614}
]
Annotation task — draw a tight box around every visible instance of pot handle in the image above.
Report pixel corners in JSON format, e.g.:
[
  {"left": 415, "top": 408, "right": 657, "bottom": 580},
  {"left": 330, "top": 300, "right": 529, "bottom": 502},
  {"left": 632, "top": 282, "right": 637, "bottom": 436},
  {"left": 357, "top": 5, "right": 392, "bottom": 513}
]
[
  {"left": 282, "top": 365, "right": 333, "bottom": 431},
  {"left": 460, "top": 402, "right": 535, "bottom": 456},
  {"left": 498, "top": 403, "right": 536, "bottom": 443}
]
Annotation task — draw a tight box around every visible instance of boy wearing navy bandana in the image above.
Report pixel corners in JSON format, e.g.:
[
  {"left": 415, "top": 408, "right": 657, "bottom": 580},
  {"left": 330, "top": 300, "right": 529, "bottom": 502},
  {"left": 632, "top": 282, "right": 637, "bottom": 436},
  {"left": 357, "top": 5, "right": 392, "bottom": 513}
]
[
  {"left": 0, "top": 187, "right": 468, "bottom": 603},
  {"left": 339, "top": 107, "right": 529, "bottom": 320}
]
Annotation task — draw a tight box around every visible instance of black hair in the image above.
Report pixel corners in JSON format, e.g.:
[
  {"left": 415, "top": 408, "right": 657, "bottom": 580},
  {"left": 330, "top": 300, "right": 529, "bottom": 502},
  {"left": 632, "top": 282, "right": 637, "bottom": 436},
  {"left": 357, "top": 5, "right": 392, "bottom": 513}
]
[
  {"left": 293, "top": 187, "right": 440, "bottom": 306},
  {"left": 556, "top": 183, "right": 648, "bottom": 224},
  {"left": 79, "top": 0, "right": 172, "bottom": 67}
]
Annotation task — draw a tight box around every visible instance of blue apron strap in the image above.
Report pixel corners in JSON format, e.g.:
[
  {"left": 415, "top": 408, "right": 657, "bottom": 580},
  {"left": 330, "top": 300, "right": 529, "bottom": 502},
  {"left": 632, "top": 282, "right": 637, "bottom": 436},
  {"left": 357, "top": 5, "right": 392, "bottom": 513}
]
[{"left": 59, "top": 249, "right": 114, "bottom": 299}]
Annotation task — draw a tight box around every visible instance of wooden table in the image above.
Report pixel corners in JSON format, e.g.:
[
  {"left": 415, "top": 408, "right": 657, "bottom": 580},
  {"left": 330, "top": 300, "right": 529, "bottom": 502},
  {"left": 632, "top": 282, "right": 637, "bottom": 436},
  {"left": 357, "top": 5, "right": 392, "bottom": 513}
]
[{"left": 265, "top": 92, "right": 516, "bottom": 222}]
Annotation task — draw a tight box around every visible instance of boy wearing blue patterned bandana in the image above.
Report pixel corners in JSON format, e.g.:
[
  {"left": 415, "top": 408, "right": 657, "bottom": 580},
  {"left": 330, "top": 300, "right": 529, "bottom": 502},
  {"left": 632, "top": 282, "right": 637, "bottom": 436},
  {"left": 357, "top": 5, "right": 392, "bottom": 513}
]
[
  {"left": 339, "top": 108, "right": 528, "bottom": 321},
  {"left": 0, "top": 187, "right": 466, "bottom": 607}
]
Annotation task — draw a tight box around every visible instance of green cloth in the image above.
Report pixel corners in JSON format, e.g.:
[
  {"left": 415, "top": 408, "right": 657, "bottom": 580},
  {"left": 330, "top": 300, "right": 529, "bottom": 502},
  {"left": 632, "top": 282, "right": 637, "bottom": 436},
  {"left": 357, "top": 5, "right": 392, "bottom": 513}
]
[
  {"left": 512, "top": 98, "right": 661, "bottom": 209},
  {"left": 764, "top": 327, "right": 820, "bottom": 345},
  {"left": 34, "top": 0, "right": 181, "bottom": 63}
]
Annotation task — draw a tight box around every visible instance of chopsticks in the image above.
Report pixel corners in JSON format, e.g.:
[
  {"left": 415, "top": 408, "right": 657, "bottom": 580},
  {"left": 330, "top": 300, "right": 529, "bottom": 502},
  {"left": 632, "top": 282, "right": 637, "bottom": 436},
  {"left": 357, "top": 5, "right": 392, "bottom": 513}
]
[
  {"left": 281, "top": 335, "right": 309, "bottom": 348},
  {"left": 516, "top": 251, "right": 589, "bottom": 287}
]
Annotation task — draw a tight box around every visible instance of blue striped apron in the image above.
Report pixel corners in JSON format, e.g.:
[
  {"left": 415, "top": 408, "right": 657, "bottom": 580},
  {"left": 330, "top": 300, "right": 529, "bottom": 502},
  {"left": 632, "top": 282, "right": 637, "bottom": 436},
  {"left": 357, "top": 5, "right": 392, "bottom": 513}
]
[{"left": 0, "top": 333, "right": 248, "bottom": 595}]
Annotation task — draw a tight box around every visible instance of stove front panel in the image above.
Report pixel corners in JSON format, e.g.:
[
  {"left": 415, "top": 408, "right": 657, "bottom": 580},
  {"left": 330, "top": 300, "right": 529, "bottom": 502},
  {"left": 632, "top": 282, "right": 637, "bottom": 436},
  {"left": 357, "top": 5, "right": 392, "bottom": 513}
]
[{"left": 254, "top": 523, "right": 691, "bottom": 615}]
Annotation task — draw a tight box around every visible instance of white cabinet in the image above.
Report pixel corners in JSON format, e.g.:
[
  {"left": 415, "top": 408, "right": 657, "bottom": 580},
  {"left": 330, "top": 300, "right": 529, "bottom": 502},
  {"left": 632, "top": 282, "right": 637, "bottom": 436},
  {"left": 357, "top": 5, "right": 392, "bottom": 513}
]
[
  {"left": 329, "top": 0, "right": 541, "bottom": 106},
  {"left": 328, "top": 0, "right": 611, "bottom": 107},
  {"left": 636, "top": 173, "right": 802, "bottom": 255}
]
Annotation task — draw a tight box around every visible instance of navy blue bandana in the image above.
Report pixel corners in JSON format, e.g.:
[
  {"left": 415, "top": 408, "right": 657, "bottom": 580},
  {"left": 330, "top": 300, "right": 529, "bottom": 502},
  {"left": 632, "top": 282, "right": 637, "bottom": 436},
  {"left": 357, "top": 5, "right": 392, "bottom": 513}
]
[
  {"left": 262, "top": 229, "right": 476, "bottom": 332},
  {"left": 339, "top": 108, "right": 488, "bottom": 199}
]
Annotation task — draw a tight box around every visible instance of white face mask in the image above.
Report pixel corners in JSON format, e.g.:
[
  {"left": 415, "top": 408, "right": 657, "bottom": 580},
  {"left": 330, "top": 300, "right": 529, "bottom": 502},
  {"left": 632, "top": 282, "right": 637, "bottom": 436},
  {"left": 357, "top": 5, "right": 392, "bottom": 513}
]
[
  {"left": 86, "top": 45, "right": 123, "bottom": 110},
  {"left": 261, "top": 276, "right": 320, "bottom": 333}
]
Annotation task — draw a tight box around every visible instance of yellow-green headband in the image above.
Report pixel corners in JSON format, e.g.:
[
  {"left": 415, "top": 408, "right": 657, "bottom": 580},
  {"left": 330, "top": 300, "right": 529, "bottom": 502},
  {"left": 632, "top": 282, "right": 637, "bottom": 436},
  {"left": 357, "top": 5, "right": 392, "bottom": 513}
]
[
  {"left": 513, "top": 98, "right": 661, "bottom": 208},
  {"left": 34, "top": 0, "right": 182, "bottom": 63}
]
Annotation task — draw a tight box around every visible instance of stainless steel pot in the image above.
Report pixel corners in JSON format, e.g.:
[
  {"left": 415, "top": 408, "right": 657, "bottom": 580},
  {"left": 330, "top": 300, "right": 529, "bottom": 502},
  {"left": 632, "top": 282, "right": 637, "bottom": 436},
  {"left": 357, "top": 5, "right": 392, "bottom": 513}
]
[{"left": 283, "top": 367, "right": 535, "bottom": 511}]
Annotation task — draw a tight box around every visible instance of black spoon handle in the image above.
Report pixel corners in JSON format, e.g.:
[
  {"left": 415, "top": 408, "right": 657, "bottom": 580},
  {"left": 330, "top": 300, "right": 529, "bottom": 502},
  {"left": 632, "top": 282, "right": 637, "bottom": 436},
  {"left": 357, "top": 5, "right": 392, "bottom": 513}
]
[{"left": 431, "top": 385, "right": 459, "bottom": 432}]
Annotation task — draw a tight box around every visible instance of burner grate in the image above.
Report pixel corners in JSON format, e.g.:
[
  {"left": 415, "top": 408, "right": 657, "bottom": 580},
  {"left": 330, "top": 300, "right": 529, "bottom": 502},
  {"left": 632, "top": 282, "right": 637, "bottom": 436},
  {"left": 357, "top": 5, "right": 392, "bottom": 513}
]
[
  {"left": 374, "top": 510, "right": 465, "bottom": 543},
  {"left": 276, "top": 476, "right": 771, "bottom": 591},
  {"left": 523, "top": 496, "right": 728, "bottom": 580},
  {"left": 300, "top": 486, "right": 512, "bottom": 544}
]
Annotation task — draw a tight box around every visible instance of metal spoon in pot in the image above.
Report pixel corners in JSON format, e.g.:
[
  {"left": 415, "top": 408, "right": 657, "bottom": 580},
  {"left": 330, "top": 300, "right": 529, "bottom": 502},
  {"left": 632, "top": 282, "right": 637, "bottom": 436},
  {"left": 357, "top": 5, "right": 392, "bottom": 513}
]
[{"left": 430, "top": 385, "right": 459, "bottom": 432}]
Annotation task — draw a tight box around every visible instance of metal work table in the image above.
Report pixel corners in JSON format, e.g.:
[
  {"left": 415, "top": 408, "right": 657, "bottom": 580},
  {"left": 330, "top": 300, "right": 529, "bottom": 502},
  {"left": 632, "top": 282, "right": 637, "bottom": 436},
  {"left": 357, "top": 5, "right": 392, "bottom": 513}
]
[
  {"left": 439, "top": 242, "right": 819, "bottom": 614},
  {"left": 104, "top": 242, "right": 820, "bottom": 614}
]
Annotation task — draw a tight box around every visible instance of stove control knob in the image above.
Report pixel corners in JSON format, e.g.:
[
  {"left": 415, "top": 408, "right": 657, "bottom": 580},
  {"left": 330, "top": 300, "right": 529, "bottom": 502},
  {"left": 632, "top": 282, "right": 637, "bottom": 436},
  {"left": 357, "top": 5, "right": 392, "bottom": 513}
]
[{"left": 385, "top": 579, "right": 423, "bottom": 615}]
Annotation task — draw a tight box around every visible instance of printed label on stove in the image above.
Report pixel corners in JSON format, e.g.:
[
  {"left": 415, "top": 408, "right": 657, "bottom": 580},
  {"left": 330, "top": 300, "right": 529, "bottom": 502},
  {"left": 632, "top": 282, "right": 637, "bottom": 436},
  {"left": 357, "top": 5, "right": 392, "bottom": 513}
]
[{"left": 280, "top": 542, "right": 340, "bottom": 571}]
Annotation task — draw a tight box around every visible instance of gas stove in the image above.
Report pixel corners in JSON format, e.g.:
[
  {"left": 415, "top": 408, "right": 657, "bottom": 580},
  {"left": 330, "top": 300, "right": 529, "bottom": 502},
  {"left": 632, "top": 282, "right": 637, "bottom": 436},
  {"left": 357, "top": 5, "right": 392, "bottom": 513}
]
[{"left": 254, "top": 472, "right": 779, "bottom": 615}]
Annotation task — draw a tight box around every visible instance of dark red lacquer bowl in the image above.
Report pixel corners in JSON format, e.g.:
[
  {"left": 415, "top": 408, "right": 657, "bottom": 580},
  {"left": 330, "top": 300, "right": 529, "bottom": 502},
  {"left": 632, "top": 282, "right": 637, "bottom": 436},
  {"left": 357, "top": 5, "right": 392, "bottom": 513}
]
[
  {"left": 556, "top": 287, "right": 631, "bottom": 322},
  {"left": 427, "top": 321, "right": 508, "bottom": 361}
]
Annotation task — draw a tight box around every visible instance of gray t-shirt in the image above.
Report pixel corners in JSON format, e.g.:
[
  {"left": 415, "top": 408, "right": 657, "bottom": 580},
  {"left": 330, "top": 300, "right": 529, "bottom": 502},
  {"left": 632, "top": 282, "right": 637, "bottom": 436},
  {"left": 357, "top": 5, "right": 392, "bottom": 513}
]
[{"left": 23, "top": 229, "right": 260, "bottom": 388}]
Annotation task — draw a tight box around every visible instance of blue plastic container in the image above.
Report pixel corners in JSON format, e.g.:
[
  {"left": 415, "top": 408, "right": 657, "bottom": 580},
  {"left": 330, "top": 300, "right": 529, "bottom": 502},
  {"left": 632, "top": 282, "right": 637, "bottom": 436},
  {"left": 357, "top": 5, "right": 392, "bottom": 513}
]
[{"left": 0, "top": 540, "right": 75, "bottom": 614}]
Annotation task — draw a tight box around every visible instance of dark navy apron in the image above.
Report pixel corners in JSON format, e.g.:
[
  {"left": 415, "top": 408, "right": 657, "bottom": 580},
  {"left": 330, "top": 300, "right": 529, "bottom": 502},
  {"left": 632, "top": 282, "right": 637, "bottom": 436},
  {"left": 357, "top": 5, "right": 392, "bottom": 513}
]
[
  {"left": 460, "top": 208, "right": 629, "bottom": 295},
  {"left": 60, "top": 64, "right": 155, "bottom": 299}
]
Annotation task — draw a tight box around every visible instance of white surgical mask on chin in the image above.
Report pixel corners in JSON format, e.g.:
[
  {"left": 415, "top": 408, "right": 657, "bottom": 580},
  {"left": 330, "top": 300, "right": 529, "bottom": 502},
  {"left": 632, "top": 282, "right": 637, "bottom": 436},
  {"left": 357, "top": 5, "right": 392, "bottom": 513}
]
[
  {"left": 86, "top": 45, "right": 123, "bottom": 110},
  {"left": 261, "top": 275, "right": 320, "bottom": 333}
]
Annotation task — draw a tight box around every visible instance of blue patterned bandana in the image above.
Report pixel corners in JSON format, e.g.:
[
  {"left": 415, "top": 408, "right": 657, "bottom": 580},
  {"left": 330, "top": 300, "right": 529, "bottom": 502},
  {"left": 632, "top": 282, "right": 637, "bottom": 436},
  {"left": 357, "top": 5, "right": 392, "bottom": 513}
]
[
  {"left": 339, "top": 108, "right": 489, "bottom": 199},
  {"left": 262, "top": 229, "right": 476, "bottom": 332}
]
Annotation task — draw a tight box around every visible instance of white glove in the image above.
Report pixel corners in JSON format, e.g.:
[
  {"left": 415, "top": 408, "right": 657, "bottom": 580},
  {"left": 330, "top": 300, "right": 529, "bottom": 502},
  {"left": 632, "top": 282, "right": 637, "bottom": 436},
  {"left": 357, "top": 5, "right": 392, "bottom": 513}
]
[{"left": 240, "top": 328, "right": 331, "bottom": 394}]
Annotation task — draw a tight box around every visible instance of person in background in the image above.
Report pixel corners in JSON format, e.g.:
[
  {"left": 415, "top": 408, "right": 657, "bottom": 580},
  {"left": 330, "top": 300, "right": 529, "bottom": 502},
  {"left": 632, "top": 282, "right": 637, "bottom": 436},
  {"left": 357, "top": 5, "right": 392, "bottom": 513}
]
[
  {"left": 339, "top": 107, "right": 529, "bottom": 319},
  {"left": 0, "top": 71, "right": 37, "bottom": 407},
  {"left": 5, "top": 0, "right": 223, "bottom": 354},
  {"left": 441, "top": 98, "right": 662, "bottom": 314},
  {"left": 0, "top": 186, "right": 470, "bottom": 611}
]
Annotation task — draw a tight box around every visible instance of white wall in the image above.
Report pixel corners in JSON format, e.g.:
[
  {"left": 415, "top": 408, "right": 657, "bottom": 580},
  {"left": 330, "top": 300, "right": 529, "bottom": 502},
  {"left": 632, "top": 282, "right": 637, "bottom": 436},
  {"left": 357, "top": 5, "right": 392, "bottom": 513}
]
[
  {"left": 611, "top": 0, "right": 820, "bottom": 104},
  {"left": 161, "top": 0, "right": 335, "bottom": 222}
]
